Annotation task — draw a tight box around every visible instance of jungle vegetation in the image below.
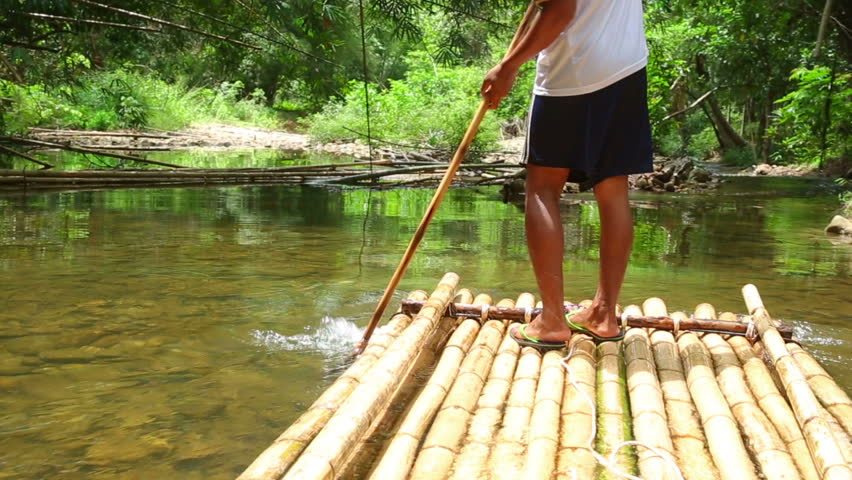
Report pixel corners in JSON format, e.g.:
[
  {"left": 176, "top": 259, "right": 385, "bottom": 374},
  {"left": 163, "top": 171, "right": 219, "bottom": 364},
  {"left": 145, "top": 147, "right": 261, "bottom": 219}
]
[{"left": 1, "top": 0, "right": 850, "bottom": 168}]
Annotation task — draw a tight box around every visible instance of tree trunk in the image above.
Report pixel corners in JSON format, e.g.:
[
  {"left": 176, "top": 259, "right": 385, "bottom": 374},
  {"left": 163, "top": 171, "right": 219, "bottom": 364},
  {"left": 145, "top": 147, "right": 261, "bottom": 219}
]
[
  {"left": 813, "top": 0, "right": 836, "bottom": 59},
  {"left": 0, "top": 52, "right": 23, "bottom": 83},
  {"left": 757, "top": 93, "right": 776, "bottom": 163},
  {"left": 707, "top": 95, "right": 748, "bottom": 150}
]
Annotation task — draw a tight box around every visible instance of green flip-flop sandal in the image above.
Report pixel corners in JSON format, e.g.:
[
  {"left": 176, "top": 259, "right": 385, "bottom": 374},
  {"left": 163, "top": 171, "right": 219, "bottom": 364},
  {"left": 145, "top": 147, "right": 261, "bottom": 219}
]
[
  {"left": 509, "top": 324, "right": 566, "bottom": 351},
  {"left": 565, "top": 309, "right": 626, "bottom": 343}
]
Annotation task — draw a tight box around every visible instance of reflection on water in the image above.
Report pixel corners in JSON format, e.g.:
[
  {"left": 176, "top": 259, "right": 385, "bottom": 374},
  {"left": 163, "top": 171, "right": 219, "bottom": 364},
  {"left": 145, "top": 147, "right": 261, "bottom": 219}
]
[{"left": 0, "top": 174, "right": 849, "bottom": 479}]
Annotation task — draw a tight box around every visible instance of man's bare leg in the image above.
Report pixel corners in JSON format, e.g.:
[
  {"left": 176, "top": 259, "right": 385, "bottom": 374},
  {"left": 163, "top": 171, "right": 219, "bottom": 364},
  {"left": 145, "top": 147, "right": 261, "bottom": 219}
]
[
  {"left": 514, "top": 164, "right": 574, "bottom": 343},
  {"left": 568, "top": 175, "right": 633, "bottom": 337}
]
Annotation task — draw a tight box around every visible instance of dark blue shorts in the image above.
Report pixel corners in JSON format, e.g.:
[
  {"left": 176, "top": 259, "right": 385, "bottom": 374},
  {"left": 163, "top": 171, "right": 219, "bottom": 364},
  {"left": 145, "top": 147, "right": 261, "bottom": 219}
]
[{"left": 523, "top": 67, "right": 653, "bottom": 191}]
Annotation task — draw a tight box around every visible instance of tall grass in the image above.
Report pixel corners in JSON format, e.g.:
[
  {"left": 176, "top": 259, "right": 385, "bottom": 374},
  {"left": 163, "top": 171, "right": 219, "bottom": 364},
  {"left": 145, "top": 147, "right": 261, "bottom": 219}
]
[
  {"left": 307, "top": 51, "right": 533, "bottom": 155},
  {"left": 0, "top": 70, "right": 280, "bottom": 134}
]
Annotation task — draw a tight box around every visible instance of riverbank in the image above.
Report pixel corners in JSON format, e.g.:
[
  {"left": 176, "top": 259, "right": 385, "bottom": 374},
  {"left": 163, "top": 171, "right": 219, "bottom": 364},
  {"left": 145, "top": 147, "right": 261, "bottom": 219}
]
[{"left": 26, "top": 124, "right": 849, "bottom": 178}]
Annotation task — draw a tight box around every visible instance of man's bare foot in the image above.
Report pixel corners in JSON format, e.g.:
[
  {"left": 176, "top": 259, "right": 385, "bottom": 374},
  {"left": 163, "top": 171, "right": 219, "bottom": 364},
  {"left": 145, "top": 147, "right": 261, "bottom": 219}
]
[
  {"left": 565, "top": 303, "right": 621, "bottom": 338},
  {"left": 510, "top": 310, "right": 573, "bottom": 343}
]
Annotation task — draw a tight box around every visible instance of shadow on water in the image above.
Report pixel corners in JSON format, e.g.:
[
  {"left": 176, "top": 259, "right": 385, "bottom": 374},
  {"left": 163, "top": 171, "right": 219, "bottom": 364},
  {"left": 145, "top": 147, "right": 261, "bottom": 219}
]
[{"left": 0, "top": 167, "right": 849, "bottom": 479}]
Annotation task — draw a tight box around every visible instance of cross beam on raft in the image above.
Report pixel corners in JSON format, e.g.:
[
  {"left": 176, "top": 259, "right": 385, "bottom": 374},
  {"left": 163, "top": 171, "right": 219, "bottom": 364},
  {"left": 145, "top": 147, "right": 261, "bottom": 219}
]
[{"left": 400, "top": 300, "right": 796, "bottom": 341}]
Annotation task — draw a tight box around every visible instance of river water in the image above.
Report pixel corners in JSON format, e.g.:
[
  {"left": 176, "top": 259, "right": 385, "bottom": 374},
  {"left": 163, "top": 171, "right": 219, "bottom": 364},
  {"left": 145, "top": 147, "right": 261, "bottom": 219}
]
[{"left": 0, "top": 159, "right": 850, "bottom": 479}]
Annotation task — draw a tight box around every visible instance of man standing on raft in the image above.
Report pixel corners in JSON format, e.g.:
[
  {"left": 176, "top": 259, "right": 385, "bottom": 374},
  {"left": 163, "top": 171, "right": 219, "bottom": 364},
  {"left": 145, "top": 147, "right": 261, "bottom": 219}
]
[{"left": 481, "top": 0, "right": 652, "bottom": 348}]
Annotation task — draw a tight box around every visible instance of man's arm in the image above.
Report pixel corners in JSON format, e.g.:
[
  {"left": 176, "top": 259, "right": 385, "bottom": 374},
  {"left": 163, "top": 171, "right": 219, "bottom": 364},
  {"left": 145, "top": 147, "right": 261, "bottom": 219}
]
[{"left": 481, "top": 0, "right": 576, "bottom": 109}]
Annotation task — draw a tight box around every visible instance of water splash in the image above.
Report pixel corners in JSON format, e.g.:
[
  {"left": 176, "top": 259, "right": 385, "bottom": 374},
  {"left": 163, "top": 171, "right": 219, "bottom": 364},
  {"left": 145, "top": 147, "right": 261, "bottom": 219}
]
[
  {"left": 792, "top": 320, "right": 846, "bottom": 347},
  {"left": 251, "top": 316, "right": 364, "bottom": 356}
]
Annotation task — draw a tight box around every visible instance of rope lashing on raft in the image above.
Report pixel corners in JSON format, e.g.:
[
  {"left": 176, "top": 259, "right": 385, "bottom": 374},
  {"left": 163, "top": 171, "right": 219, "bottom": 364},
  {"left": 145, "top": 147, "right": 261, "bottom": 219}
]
[{"left": 561, "top": 342, "right": 686, "bottom": 480}]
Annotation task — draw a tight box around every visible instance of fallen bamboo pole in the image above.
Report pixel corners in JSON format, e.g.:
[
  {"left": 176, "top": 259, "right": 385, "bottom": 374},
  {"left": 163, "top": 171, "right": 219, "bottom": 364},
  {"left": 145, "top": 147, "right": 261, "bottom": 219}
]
[
  {"left": 409, "top": 297, "right": 510, "bottom": 480},
  {"left": 282, "top": 273, "right": 459, "bottom": 480},
  {"left": 556, "top": 334, "right": 598, "bottom": 480},
  {"left": 0, "top": 137, "right": 184, "bottom": 168},
  {"left": 724, "top": 324, "right": 820, "bottom": 480},
  {"left": 449, "top": 293, "right": 533, "bottom": 480},
  {"left": 649, "top": 308, "right": 720, "bottom": 480},
  {"left": 678, "top": 326, "right": 759, "bottom": 480},
  {"left": 0, "top": 145, "right": 54, "bottom": 169},
  {"left": 236, "top": 290, "right": 427, "bottom": 480},
  {"left": 622, "top": 298, "right": 677, "bottom": 480},
  {"left": 400, "top": 300, "right": 796, "bottom": 340},
  {"left": 742, "top": 284, "right": 852, "bottom": 480},
  {"left": 786, "top": 342, "right": 852, "bottom": 437},
  {"left": 701, "top": 332, "right": 801, "bottom": 480},
  {"left": 29, "top": 128, "right": 171, "bottom": 139},
  {"left": 367, "top": 294, "right": 493, "bottom": 480}
]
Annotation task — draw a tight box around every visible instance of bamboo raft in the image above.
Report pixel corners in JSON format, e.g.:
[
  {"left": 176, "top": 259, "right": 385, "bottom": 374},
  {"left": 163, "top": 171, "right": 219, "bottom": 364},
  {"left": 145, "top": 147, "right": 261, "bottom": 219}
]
[{"left": 238, "top": 273, "right": 852, "bottom": 480}]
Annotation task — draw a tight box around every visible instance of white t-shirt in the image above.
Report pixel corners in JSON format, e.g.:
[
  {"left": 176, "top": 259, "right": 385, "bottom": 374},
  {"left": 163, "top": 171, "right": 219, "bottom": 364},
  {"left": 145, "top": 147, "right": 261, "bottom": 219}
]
[{"left": 533, "top": 0, "right": 648, "bottom": 96}]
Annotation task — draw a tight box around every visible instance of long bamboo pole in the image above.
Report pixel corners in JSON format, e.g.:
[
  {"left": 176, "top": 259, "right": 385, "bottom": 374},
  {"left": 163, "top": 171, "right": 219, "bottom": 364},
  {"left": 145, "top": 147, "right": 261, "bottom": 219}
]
[
  {"left": 742, "top": 284, "right": 852, "bottom": 480},
  {"left": 649, "top": 308, "right": 720, "bottom": 480},
  {"left": 281, "top": 273, "right": 459, "bottom": 480},
  {"left": 236, "top": 290, "right": 427, "bottom": 480},
  {"left": 366, "top": 294, "right": 492, "bottom": 480},
  {"left": 353, "top": 4, "right": 540, "bottom": 354}
]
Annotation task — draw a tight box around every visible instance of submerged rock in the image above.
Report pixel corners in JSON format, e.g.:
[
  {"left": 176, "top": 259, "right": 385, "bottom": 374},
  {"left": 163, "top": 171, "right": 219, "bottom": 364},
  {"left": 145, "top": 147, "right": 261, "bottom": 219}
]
[{"left": 825, "top": 215, "right": 852, "bottom": 236}]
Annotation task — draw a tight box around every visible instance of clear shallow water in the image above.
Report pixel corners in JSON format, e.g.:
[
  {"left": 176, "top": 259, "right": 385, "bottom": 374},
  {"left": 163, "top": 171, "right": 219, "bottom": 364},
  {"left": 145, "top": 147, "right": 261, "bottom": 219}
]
[{"left": 0, "top": 174, "right": 850, "bottom": 479}]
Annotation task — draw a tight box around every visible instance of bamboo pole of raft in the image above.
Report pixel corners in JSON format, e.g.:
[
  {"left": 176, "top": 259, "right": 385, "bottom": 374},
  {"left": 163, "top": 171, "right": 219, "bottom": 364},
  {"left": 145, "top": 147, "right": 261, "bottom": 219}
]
[
  {"left": 597, "top": 310, "right": 637, "bottom": 480},
  {"left": 676, "top": 329, "right": 759, "bottom": 476},
  {"left": 487, "top": 343, "right": 542, "bottom": 480},
  {"left": 722, "top": 314, "right": 820, "bottom": 480},
  {"left": 366, "top": 294, "right": 493, "bottom": 480},
  {"left": 237, "top": 289, "right": 428, "bottom": 480},
  {"left": 786, "top": 342, "right": 852, "bottom": 437},
  {"left": 408, "top": 298, "right": 511, "bottom": 480},
  {"left": 701, "top": 332, "right": 801, "bottom": 480},
  {"left": 649, "top": 307, "right": 721, "bottom": 480},
  {"left": 557, "top": 335, "right": 598, "bottom": 480},
  {"left": 678, "top": 326, "right": 759, "bottom": 480},
  {"left": 621, "top": 299, "right": 678, "bottom": 480},
  {"left": 742, "top": 284, "right": 852, "bottom": 480},
  {"left": 352, "top": 3, "right": 539, "bottom": 354},
  {"left": 281, "top": 273, "right": 459, "bottom": 480},
  {"left": 522, "top": 349, "right": 566, "bottom": 479},
  {"left": 449, "top": 293, "right": 533, "bottom": 480},
  {"left": 336, "top": 288, "right": 477, "bottom": 479},
  {"left": 818, "top": 402, "right": 852, "bottom": 463}
]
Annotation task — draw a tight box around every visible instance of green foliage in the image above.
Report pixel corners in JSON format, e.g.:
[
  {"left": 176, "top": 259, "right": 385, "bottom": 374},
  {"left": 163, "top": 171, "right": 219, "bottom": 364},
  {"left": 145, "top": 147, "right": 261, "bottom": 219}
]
[
  {"left": 0, "top": 70, "right": 280, "bottom": 132},
  {"left": 721, "top": 146, "right": 758, "bottom": 167},
  {"left": 838, "top": 179, "right": 852, "bottom": 214},
  {"left": 308, "top": 51, "right": 501, "bottom": 153},
  {"left": 770, "top": 65, "right": 851, "bottom": 166}
]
